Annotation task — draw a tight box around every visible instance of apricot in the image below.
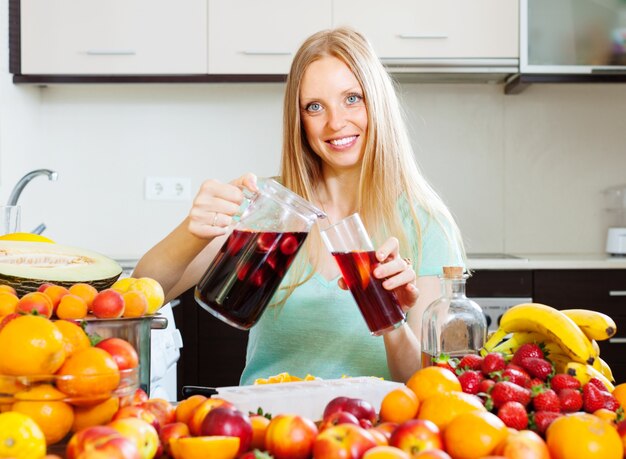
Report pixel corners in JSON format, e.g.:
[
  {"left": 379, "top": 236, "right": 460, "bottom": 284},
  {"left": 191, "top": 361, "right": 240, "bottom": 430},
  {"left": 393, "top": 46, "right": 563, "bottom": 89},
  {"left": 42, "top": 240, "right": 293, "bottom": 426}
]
[
  {"left": 43, "top": 285, "right": 70, "bottom": 312},
  {"left": 130, "top": 278, "right": 165, "bottom": 314},
  {"left": 68, "top": 283, "right": 98, "bottom": 309},
  {"left": 16, "top": 292, "right": 54, "bottom": 318},
  {"left": 122, "top": 291, "right": 148, "bottom": 318},
  {"left": 0, "top": 284, "right": 17, "bottom": 296},
  {"left": 56, "top": 294, "right": 88, "bottom": 320},
  {"left": 0, "top": 291, "right": 19, "bottom": 317}
]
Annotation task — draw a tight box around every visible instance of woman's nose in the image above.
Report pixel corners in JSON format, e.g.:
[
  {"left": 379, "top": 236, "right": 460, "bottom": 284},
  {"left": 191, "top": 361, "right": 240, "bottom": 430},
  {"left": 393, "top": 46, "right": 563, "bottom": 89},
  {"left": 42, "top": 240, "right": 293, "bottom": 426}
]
[{"left": 326, "top": 105, "right": 348, "bottom": 131}]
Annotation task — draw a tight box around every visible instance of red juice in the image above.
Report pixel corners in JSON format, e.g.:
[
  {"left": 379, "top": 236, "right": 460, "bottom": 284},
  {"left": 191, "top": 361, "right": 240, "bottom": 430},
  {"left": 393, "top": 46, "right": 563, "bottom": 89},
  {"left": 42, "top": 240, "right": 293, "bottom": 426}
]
[
  {"left": 332, "top": 250, "right": 406, "bottom": 335},
  {"left": 195, "top": 229, "right": 307, "bottom": 329}
]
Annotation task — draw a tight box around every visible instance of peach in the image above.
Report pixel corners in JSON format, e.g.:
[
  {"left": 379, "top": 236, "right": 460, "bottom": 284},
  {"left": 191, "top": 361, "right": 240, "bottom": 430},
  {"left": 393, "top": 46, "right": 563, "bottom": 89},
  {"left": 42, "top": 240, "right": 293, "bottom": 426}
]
[
  {"left": 122, "top": 291, "right": 148, "bottom": 318},
  {"left": 108, "top": 417, "right": 159, "bottom": 459},
  {"left": 16, "top": 292, "right": 53, "bottom": 318},
  {"left": 188, "top": 398, "right": 235, "bottom": 436},
  {"left": 112, "top": 406, "right": 161, "bottom": 433},
  {"left": 96, "top": 337, "right": 139, "bottom": 371},
  {"left": 92, "top": 289, "right": 125, "bottom": 319},
  {"left": 160, "top": 422, "right": 190, "bottom": 457},
  {"left": 66, "top": 425, "right": 140, "bottom": 459},
  {"left": 142, "top": 398, "right": 176, "bottom": 428},
  {"left": 56, "top": 294, "right": 88, "bottom": 320},
  {"left": 120, "top": 388, "right": 149, "bottom": 408}
]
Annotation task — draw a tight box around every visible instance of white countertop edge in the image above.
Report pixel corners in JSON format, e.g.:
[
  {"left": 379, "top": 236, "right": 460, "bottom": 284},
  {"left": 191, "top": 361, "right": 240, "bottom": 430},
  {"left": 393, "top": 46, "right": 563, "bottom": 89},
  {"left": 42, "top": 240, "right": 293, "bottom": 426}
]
[{"left": 467, "top": 253, "right": 626, "bottom": 270}]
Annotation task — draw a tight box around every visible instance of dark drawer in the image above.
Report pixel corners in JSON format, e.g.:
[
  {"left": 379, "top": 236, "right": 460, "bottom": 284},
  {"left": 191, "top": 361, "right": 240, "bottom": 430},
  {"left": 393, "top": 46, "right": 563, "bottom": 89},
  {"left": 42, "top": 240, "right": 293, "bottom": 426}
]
[{"left": 466, "top": 270, "right": 533, "bottom": 297}]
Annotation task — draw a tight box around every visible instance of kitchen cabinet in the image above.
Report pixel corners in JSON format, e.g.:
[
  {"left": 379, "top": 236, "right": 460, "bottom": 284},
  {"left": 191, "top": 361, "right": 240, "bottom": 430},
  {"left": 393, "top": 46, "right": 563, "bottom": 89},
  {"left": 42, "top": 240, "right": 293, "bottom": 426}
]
[
  {"left": 207, "top": 0, "right": 332, "bottom": 74},
  {"left": 19, "top": 0, "right": 207, "bottom": 75}
]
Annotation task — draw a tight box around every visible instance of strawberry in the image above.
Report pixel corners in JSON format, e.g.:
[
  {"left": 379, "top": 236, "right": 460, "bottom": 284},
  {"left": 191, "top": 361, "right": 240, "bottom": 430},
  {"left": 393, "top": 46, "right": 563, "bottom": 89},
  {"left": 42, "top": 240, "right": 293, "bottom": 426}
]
[
  {"left": 531, "top": 411, "right": 563, "bottom": 435},
  {"left": 583, "top": 382, "right": 605, "bottom": 413},
  {"left": 532, "top": 388, "right": 560, "bottom": 412},
  {"left": 497, "top": 401, "right": 529, "bottom": 430},
  {"left": 502, "top": 367, "right": 531, "bottom": 388},
  {"left": 478, "top": 378, "right": 496, "bottom": 395},
  {"left": 529, "top": 378, "right": 546, "bottom": 390},
  {"left": 588, "top": 377, "right": 611, "bottom": 393},
  {"left": 550, "top": 373, "right": 581, "bottom": 393},
  {"left": 520, "top": 357, "right": 554, "bottom": 381},
  {"left": 602, "top": 392, "right": 621, "bottom": 412},
  {"left": 558, "top": 388, "right": 583, "bottom": 413},
  {"left": 458, "top": 354, "right": 483, "bottom": 371},
  {"left": 481, "top": 352, "right": 506, "bottom": 376},
  {"left": 512, "top": 343, "right": 544, "bottom": 366},
  {"left": 432, "top": 353, "right": 458, "bottom": 372},
  {"left": 490, "top": 381, "right": 532, "bottom": 409},
  {"left": 458, "top": 370, "right": 483, "bottom": 395}
]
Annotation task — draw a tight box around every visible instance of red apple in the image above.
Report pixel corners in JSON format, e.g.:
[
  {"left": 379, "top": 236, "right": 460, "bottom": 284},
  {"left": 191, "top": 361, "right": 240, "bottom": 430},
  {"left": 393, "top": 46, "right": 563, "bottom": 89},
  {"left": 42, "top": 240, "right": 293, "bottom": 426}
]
[
  {"left": 319, "top": 411, "right": 361, "bottom": 431},
  {"left": 313, "top": 423, "right": 378, "bottom": 459},
  {"left": 141, "top": 398, "right": 176, "bottom": 428},
  {"left": 15, "top": 292, "right": 53, "bottom": 318},
  {"left": 66, "top": 425, "right": 140, "bottom": 459},
  {"left": 265, "top": 414, "right": 319, "bottom": 459},
  {"left": 96, "top": 337, "right": 139, "bottom": 370},
  {"left": 200, "top": 407, "right": 252, "bottom": 455},
  {"left": 112, "top": 406, "right": 161, "bottom": 433},
  {"left": 159, "top": 422, "right": 190, "bottom": 457},
  {"left": 187, "top": 398, "right": 234, "bottom": 436},
  {"left": 323, "top": 396, "right": 377, "bottom": 426},
  {"left": 108, "top": 417, "right": 159, "bottom": 459},
  {"left": 92, "top": 289, "right": 125, "bottom": 318},
  {"left": 389, "top": 419, "right": 443, "bottom": 456}
]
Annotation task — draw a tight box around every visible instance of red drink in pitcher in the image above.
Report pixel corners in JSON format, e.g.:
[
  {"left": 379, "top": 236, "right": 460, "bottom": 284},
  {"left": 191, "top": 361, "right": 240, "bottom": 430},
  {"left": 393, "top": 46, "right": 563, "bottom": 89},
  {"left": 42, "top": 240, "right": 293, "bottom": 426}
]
[
  {"left": 332, "top": 250, "right": 406, "bottom": 335},
  {"left": 195, "top": 229, "right": 307, "bottom": 329}
]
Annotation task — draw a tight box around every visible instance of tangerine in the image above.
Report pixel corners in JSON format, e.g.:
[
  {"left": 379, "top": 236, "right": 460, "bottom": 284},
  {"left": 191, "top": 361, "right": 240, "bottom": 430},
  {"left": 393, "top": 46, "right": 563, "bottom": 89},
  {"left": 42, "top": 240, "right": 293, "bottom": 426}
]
[
  {"left": 417, "top": 391, "right": 486, "bottom": 431},
  {"left": 406, "top": 366, "right": 461, "bottom": 402},
  {"left": 54, "top": 319, "right": 91, "bottom": 357},
  {"left": 56, "top": 294, "right": 88, "bottom": 320},
  {"left": 0, "top": 314, "right": 66, "bottom": 375},
  {"left": 0, "top": 291, "right": 18, "bottom": 316},
  {"left": 56, "top": 347, "right": 120, "bottom": 403},
  {"left": 362, "top": 445, "right": 410, "bottom": 459},
  {"left": 0, "top": 411, "right": 46, "bottom": 458},
  {"left": 380, "top": 386, "right": 420, "bottom": 424},
  {"left": 444, "top": 411, "right": 508, "bottom": 459},
  {"left": 170, "top": 436, "right": 240, "bottom": 459},
  {"left": 546, "top": 412, "right": 622, "bottom": 459},
  {"left": 68, "top": 283, "right": 98, "bottom": 308}
]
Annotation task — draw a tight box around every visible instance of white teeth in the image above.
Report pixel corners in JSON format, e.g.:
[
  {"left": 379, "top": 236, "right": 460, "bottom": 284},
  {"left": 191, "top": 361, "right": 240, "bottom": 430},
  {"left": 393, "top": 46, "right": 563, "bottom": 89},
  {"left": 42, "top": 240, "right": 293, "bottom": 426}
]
[{"left": 329, "top": 136, "right": 356, "bottom": 146}]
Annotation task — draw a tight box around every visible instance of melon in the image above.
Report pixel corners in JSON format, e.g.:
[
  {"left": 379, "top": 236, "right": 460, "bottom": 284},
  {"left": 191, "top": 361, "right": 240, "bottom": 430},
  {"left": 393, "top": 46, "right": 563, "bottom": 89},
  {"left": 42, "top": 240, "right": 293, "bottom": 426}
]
[{"left": 0, "top": 241, "right": 122, "bottom": 295}]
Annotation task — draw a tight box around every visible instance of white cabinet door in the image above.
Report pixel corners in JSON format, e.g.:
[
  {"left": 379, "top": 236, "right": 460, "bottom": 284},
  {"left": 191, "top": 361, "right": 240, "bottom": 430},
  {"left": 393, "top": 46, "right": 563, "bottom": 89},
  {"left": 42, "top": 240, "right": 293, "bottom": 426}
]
[
  {"left": 21, "top": 0, "right": 207, "bottom": 75},
  {"left": 208, "top": 0, "right": 332, "bottom": 74},
  {"left": 333, "top": 0, "right": 518, "bottom": 60}
]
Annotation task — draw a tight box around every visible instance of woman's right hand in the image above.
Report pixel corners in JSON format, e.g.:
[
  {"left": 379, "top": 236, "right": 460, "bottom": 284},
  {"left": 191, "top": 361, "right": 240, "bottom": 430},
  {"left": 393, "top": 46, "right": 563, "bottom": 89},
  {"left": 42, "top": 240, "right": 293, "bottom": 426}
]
[{"left": 188, "top": 173, "right": 258, "bottom": 239}]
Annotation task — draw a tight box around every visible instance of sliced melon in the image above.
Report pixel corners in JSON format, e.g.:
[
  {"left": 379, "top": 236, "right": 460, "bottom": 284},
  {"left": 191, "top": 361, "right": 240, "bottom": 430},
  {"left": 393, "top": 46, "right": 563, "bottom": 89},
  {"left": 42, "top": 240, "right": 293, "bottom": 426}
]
[{"left": 0, "top": 241, "right": 122, "bottom": 295}]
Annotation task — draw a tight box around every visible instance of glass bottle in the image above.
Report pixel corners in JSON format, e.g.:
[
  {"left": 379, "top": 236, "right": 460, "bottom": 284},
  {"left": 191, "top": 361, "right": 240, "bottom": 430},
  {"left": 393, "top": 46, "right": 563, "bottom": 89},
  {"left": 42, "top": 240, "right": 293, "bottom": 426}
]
[{"left": 421, "top": 266, "right": 487, "bottom": 367}]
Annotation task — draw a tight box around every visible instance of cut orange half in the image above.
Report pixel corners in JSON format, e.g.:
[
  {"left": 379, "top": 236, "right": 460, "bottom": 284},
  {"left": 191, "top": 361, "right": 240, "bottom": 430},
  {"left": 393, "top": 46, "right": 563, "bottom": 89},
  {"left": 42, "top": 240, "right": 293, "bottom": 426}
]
[{"left": 170, "top": 436, "right": 240, "bottom": 459}]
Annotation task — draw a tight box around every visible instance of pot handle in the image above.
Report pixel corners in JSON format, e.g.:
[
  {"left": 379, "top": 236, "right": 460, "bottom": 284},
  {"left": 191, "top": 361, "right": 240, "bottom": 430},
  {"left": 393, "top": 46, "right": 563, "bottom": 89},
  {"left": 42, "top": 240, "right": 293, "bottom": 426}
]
[{"left": 150, "top": 316, "right": 168, "bottom": 330}]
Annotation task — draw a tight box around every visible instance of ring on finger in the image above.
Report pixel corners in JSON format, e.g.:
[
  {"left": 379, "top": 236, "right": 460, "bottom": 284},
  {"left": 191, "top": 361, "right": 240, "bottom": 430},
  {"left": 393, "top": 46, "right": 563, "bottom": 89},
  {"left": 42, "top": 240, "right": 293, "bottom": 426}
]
[
  {"left": 212, "top": 212, "right": 219, "bottom": 227},
  {"left": 403, "top": 257, "right": 413, "bottom": 266}
]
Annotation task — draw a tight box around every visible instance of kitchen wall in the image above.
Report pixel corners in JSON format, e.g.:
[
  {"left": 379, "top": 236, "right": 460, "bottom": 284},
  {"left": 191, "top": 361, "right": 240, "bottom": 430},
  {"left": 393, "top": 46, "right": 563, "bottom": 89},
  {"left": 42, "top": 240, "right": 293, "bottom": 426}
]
[{"left": 1, "top": 9, "right": 626, "bottom": 260}]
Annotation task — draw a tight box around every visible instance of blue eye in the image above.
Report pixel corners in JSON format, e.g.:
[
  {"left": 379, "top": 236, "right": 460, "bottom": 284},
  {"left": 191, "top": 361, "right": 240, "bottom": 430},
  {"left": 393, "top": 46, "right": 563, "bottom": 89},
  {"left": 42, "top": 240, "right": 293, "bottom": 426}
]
[
  {"left": 346, "top": 94, "right": 362, "bottom": 104},
  {"left": 306, "top": 102, "right": 322, "bottom": 113}
]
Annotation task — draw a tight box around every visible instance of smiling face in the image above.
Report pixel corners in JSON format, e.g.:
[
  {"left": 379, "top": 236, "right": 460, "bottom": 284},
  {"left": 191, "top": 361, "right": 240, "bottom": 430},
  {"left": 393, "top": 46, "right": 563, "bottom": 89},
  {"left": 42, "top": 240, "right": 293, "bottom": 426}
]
[{"left": 299, "top": 56, "right": 368, "bottom": 174}]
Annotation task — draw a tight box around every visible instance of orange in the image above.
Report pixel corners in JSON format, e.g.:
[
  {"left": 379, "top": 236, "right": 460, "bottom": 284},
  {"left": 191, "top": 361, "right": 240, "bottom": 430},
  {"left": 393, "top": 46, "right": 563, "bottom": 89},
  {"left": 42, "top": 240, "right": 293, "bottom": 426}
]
[
  {"left": 250, "top": 414, "right": 270, "bottom": 450},
  {"left": 122, "top": 291, "right": 149, "bottom": 318},
  {"left": 175, "top": 394, "right": 207, "bottom": 425},
  {"left": 170, "top": 436, "right": 240, "bottom": 459},
  {"left": 380, "top": 386, "right": 419, "bottom": 424},
  {"left": 0, "top": 411, "right": 46, "bottom": 458},
  {"left": 68, "top": 283, "right": 98, "bottom": 308},
  {"left": 12, "top": 384, "right": 74, "bottom": 445},
  {"left": 406, "top": 366, "right": 461, "bottom": 402},
  {"left": 54, "top": 319, "right": 91, "bottom": 357},
  {"left": 612, "top": 382, "right": 626, "bottom": 409},
  {"left": 0, "top": 314, "right": 66, "bottom": 375},
  {"left": 444, "top": 411, "right": 508, "bottom": 459},
  {"left": 363, "top": 445, "right": 410, "bottom": 459},
  {"left": 417, "top": 391, "right": 486, "bottom": 431},
  {"left": 546, "top": 412, "right": 622, "bottom": 459},
  {"left": 56, "top": 347, "right": 120, "bottom": 403},
  {"left": 0, "top": 291, "right": 18, "bottom": 316},
  {"left": 56, "top": 294, "right": 88, "bottom": 320},
  {"left": 72, "top": 396, "right": 120, "bottom": 432}
]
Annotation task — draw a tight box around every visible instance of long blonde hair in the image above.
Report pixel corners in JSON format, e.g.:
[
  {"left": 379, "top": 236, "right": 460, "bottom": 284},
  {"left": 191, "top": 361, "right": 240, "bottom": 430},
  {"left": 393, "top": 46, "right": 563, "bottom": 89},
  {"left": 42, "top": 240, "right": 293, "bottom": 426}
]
[{"left": 273, "top": 27, "right": 465, "bottom": 306}]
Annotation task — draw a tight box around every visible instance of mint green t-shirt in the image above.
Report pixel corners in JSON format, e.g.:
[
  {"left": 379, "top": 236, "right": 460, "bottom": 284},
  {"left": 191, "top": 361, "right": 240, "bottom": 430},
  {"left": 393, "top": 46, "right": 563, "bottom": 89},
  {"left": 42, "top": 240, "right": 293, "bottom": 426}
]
[{"left": 239, "top": 206, "right": 463, "bottom": 385}]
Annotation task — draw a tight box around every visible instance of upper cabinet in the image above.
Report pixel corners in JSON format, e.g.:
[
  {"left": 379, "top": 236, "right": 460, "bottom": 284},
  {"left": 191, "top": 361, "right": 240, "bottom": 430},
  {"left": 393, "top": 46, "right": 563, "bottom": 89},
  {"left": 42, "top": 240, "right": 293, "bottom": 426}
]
[
  {"left": 208, "top": 0, "right": 332, "bottom": 74},
  {"left": 19, "top": 0, "right": 207, "bottom": 75},
  {"left": 333, "top": 0, "right": 518, "bottom": 61}
]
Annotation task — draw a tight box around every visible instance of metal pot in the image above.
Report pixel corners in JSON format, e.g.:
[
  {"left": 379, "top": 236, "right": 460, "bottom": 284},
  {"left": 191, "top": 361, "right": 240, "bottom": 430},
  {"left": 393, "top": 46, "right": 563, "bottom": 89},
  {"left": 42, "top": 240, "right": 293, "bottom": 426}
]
[{"left": 82, "top": 315, "right": 168, "bottom": 394}]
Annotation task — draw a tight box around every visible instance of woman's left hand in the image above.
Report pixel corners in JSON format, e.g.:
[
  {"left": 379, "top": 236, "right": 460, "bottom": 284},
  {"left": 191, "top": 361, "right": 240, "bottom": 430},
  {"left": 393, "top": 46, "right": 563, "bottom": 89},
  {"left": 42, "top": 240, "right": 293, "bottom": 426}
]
[{"left": 338, "top": 237, "right": 419, "bottom": 312}]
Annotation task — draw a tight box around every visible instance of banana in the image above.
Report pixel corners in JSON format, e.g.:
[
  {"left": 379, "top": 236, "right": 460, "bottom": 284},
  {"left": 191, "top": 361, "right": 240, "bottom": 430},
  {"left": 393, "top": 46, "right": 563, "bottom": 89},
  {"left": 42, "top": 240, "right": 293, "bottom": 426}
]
[
  {"left": 595, "top": 357, "right": 615, "bottom": 383},
  {"left": 591, "top": 339, "right": 601, "bottom": 356},
  {"left": 561, "top": 309, "right": 617, "bottom": 341},
  {"left": 490, "top": 303, "right": 596, "bottom": 366},
  {"left": 490, "top": 331, "right": 547, "bottom": 355},
  {"left": 564, "top": 361, "right": 615, "bottom": 392}
]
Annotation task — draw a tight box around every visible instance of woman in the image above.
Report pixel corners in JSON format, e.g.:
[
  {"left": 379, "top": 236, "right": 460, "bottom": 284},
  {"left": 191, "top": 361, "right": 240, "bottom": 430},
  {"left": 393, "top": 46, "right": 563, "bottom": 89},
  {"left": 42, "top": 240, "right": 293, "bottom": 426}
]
[{"left": 134, "top": 27, "right": 464, "bottom": 384}]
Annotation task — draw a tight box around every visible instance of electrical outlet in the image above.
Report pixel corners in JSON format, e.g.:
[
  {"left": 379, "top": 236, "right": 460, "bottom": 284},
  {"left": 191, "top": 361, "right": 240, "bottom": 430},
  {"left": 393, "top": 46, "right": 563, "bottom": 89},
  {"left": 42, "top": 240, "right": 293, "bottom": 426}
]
[{"left": 145, "top": 177, "right": 192, "bottom": 201}]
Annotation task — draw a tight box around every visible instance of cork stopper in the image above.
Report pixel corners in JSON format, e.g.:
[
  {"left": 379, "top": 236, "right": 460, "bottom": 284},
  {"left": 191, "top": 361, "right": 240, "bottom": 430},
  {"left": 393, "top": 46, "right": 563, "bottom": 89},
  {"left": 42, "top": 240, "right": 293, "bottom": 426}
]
[{"left": 442, "top": 266, "right": 464, "bottom": 279}]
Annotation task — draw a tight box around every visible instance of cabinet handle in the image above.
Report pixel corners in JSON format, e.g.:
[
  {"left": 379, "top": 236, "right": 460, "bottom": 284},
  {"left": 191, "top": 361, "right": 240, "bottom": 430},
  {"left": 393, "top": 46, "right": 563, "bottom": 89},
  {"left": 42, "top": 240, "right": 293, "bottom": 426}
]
[
  {"left": 398, "top": 33, "right": 448, "bottom": 40},
  {"left": 242, "top": 50, "right": 291, "bottom": 56},
  {"left": 609, "top": 337, "right": 626, "bottom": 344},
  {"left": 85, "top": 50, "right": 136, "bottom": 56},
  {"left": 609, "top": 290, "right": 626, "bottom": 296}
]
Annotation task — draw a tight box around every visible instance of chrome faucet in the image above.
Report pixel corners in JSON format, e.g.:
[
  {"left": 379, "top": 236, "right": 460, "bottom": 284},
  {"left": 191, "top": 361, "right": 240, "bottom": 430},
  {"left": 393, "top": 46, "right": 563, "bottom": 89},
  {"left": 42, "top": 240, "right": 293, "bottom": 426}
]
[{"left": 7, "top": 169, "right": 58, "bottom": 206}]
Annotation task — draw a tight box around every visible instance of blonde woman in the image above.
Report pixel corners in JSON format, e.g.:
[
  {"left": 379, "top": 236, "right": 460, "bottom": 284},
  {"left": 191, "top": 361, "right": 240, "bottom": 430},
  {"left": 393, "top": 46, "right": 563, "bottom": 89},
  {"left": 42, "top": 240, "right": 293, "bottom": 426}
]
[{"left": 134, "top": 27, "right": 464, "bottom": 384}]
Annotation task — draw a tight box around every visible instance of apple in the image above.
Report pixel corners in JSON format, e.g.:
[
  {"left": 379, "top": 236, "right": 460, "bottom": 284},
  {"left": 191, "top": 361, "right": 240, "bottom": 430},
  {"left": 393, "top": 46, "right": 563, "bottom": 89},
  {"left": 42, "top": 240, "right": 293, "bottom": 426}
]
[
  {"left": 323, "top": 396, "right": 377, "bottom": 426},
  {"left": 389, "top": 419, "right": 443, "bottom": 456},
  {"left": 96, "top": 337, "right": 139, "bottom": 370},
  {"left": 112, "top": 406, "right": 161, "bottom": 433},
  {"left": 493, "top": 429, "right": 549, "bottom": 458},
  {"left": 92, "top": 289, "right": 125, "bottom": 319},
  {"left": 187, "top": 398, "right": 234, "bottom": 436},
  {"left": 265, "top": 414, "right": 319, "bottom": 459},
  {"left": 200, "top": 407, "right": 252, "bottom": 455},
  {"left": 313, "top": 423, "right": 378, "bottom": 459},
  {"left": 141, "top": 398, "right": 176, "bottom": 428},
  {"left": 66, "top": 425, "right": 140, "bottom": 459},
  {"left": 319, "top": 411, "right": 361, "bottom": 431},
  {"left": 16, "top": 292, "right": 53, "bottom": 318},
  {"left": 108, "top": 417, "right": 159, "bottom": 459},
  {"left": 159, "top": 422, "right": 190, "bottom": 457}
]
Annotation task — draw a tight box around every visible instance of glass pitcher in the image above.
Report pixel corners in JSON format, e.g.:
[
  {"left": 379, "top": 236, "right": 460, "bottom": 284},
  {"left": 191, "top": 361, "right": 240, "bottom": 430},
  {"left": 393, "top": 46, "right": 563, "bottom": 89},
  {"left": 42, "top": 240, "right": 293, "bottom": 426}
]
[{"left": 195, "top": 178, "right": 326, "bottom": 330}]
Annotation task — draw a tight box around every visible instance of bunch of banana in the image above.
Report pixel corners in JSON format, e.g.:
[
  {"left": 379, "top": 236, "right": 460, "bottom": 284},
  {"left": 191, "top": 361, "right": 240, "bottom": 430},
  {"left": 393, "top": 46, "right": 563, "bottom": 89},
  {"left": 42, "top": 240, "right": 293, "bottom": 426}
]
[{"left": 482, "top": 303, "right": 617, "bottom": 385}]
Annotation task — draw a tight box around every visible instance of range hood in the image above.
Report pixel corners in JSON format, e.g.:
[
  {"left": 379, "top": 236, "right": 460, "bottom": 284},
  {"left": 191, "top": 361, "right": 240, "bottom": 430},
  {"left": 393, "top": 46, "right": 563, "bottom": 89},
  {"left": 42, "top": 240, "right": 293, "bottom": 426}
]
[
  {"left": 507, "top": 0, "right": 626, "bottom": 93},
  {"left": 382, "top": 58, "right": 520, "bottom": 84}
]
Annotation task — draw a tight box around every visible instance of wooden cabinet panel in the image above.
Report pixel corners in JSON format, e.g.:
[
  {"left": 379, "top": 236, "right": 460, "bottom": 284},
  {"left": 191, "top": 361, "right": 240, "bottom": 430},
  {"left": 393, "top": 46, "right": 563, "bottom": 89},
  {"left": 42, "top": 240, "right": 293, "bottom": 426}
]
[{"left": 466, "top": 270, "right": 533, "bottom": 297}]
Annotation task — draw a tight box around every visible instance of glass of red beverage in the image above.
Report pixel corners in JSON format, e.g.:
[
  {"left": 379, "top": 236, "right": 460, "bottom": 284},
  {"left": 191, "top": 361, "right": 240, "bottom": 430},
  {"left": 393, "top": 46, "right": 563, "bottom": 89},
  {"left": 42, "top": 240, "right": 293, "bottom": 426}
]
[
  {"left": 195, "top": 179, "right": 325, "bottom": 330},
  {"left": 320, "top": 213, "right": 406, "bottom": 336}
]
